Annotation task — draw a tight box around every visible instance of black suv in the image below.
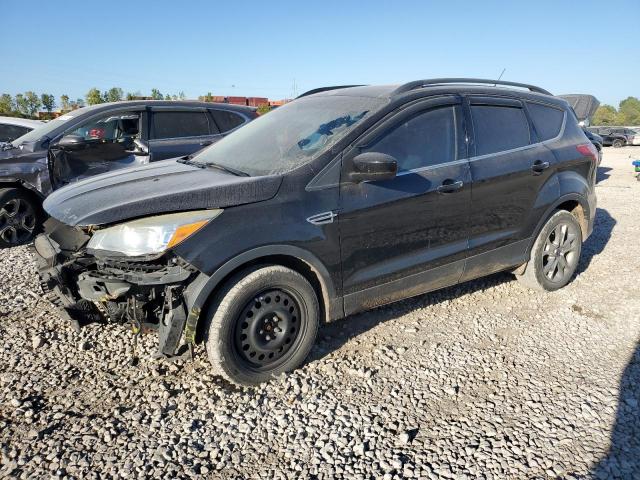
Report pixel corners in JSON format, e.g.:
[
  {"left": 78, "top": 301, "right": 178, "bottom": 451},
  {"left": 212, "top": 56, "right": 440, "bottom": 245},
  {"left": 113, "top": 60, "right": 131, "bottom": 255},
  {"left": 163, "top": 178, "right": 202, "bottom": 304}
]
[
  {"left": 33, "top": 79, "right": 598, "bottom": 385},
  {"left": 0, "top": 101, "right": 257, "bottom": 248}
]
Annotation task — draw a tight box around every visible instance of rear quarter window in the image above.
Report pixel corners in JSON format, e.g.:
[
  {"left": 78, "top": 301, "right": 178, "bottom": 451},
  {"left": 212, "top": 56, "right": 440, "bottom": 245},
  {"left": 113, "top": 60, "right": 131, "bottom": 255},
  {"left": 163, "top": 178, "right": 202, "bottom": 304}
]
[
  {"left": 470, "top": 105, "right": 531, "bottom": 156},
  {"left": 526, "top": 102, "right": 565, "bottom": 141},
  {"left": 211, "top": 110, "right": 245, "bottom": 132}
]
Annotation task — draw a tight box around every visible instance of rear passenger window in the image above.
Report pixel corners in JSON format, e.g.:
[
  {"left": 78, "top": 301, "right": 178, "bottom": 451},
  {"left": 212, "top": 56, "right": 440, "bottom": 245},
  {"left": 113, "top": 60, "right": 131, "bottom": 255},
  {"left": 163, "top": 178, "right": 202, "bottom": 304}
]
[
  {"left": 152, "top": 111, "right": 210, "bottom": 139},
  {"left": 471, "top": 105, "right": 530, "bottom": 156},
  {"left": 366, "top": 105, "right": 460, "bottom": 172},
  {"left": 211, "top": 110, "right": 244, "bottom": 132},
  {"left": 527, "top": 102, "right": 565, "bottom": 141}
]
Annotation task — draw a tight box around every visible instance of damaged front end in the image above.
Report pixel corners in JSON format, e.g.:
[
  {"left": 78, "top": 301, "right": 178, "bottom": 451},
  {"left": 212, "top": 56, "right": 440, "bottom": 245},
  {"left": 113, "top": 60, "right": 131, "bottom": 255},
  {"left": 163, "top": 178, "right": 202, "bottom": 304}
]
[{"left": 33, "top": 216, "right": 208, "bottom": 360}]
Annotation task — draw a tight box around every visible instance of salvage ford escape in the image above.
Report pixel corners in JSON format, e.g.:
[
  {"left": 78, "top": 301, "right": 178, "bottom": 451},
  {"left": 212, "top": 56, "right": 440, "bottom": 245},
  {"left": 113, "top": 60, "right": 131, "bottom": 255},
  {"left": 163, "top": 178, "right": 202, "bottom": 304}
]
[{"left": 33, "top": 79, "right": 598, "bottom": 385}]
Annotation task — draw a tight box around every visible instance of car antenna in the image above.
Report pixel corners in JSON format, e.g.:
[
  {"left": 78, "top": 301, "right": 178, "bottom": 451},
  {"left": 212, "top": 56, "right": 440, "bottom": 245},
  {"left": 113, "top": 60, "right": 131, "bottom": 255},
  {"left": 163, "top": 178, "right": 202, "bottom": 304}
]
[{"left": 494, "top": 68, "right": 506, "bottom": 86}]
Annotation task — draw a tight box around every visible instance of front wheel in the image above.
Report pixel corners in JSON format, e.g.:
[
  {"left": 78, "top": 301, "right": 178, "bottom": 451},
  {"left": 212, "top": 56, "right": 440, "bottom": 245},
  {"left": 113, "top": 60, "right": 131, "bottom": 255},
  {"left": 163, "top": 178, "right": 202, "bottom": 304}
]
[
  {"left": 0, "top": 188, "right": 41, "bottom": 249},
  {"left": 612, "top": 139, "right": 624, "bottom": 148},
  {"left": 204, "top": 265, "right": 319, "bottom": 385},
  {"left": 516, "top": 210, "right": 582, "bottom": 292}
]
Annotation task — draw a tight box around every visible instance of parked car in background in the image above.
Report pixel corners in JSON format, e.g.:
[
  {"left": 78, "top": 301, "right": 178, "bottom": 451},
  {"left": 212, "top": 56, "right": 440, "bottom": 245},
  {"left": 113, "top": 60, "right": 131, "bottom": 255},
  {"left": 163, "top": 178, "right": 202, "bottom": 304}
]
[
  {"left": 0, "top": 100, "right": 257, "bottom": 248},
  {"left": 0, "top": 116, "right": 44, "bottom": 143},
  {"left": 583, "top": 128, "right": 603, "bottom": 164},
  {"left": 33, "top": 78, "right": 598, "bottom": 385},
  {"left": 588, "top": 127, "right": 636, "bottom": 147}
]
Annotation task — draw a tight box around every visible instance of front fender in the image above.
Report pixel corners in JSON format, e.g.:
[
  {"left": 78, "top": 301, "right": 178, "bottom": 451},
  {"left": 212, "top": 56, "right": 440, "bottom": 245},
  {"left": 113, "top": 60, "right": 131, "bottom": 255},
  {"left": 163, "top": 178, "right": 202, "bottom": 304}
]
[{"left": 180, "top": 245, "right": 342, "bottom": 343}]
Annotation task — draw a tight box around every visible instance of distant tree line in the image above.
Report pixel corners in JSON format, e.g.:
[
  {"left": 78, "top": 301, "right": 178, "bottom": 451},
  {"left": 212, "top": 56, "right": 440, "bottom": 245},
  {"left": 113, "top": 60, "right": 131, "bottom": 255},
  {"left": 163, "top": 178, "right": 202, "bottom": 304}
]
[
  {"left": 592, "top": 97, "right": 640, "bottom": 126},
  {"left": 0, "top": 87, "right": 187, "bottom": 119}
]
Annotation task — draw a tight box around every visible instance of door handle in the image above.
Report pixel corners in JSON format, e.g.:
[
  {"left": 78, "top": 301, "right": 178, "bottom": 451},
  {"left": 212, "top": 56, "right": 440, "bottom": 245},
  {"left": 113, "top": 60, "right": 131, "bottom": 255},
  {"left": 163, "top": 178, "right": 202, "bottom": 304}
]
[
  {"left": 531, "top": 160, "right": 550, "bottom": 174},
  {"left": 199, "top": 140, "right": 213, "bottom": 146},
  {"left": 436, "top": 179, "right": 464, "bottom": 193}
]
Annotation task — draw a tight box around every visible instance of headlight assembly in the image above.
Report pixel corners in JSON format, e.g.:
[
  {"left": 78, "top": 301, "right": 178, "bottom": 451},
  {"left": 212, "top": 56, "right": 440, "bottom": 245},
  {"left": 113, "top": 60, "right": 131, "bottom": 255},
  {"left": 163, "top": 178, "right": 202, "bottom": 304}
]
[{"left": 86, "top": 209, "right": 223, "bottom": 256}]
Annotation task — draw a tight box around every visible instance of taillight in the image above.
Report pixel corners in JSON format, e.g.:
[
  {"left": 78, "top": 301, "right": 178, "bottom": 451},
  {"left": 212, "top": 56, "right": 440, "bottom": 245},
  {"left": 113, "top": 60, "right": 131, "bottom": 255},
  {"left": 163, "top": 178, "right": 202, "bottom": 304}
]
[{"left": 576, "top": 143, "right": 597, "bottom": 161}]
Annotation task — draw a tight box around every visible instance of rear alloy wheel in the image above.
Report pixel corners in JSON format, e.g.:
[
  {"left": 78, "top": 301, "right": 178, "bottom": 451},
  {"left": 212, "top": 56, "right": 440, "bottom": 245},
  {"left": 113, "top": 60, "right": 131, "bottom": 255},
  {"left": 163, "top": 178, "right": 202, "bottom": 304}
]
[
  {"left": 204, "top": 265, "right": 319, "bottom": 385},
  {"left": 612, "top": 139, "right": 624, "bottom": 148},
  {"left": 0, "top": 188, "right": 40, "bottom": 249},
  {"left": 516, "top": 210, "right": 582, "bottom": 292}
]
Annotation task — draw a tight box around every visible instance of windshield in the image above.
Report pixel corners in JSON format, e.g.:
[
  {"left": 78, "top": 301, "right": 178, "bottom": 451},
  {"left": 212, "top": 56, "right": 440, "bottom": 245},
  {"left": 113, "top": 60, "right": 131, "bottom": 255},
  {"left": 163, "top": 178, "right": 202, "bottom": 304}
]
[
  {"left": 11, "top": 110, "right": 85, "bottom": 146},
  {"left": 193, "top": 95, "right": 386, "bottom": 176}
]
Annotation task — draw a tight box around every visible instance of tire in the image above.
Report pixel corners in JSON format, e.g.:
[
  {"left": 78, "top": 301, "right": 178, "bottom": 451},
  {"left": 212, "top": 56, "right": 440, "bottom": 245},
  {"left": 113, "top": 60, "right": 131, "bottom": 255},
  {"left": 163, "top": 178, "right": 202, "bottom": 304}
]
[
  {"left": 612, "top": 139, "right": 624, "bottom": 148},
  {"left": 204, "top": 265, "right": 320, "bottom": 386},
  {"left": 0, "top": 188, "right": 41, "bottom": 249},
  {"left": 516, "top": 210, "right": 582, "bottom": 292}
]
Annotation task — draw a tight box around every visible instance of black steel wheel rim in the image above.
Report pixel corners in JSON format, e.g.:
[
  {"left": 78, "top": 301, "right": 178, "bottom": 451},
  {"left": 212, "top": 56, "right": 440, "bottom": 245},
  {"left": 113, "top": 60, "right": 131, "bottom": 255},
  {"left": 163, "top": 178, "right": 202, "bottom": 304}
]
[
  {"left": 542, "top": 221, "right": 580, "bottom": 283},
  {"left": 234, "top": 288, "right": 304, "bottom": 371},
  {"left": 0, "top": 198, "right": 36, "bottom": 245}
]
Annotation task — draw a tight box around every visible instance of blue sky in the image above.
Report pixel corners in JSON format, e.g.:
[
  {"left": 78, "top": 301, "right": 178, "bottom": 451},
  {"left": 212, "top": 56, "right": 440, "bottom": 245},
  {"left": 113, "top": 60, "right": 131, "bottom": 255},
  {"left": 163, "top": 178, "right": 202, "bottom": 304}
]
[{"left": 1, "top": 0, "right": 637, "bottom": 107}]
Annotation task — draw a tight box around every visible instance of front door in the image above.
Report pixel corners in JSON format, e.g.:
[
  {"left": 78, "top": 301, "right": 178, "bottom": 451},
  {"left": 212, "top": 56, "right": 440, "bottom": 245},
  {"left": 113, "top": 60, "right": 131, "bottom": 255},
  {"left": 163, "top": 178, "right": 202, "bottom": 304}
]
[
  {"left": 338, "top": 96, "right": 471, "bottom": 315},
  {"left": 49, "top": 110, "right": 148, "bottom": 188}
]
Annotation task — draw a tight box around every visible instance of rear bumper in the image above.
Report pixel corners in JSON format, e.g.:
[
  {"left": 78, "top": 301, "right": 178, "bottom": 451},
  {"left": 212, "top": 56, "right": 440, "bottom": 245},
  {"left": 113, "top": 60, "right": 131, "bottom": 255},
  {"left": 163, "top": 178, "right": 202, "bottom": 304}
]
[{"left": 33, "top": 232, "right": 201, "bottom": 357}]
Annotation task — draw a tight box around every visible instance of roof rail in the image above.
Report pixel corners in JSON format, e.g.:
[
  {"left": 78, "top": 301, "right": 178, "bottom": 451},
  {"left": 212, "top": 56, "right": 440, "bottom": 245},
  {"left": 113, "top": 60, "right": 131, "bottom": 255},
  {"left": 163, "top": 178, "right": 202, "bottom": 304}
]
[
  {"left": 393, "top": 78, "right": 552, "bottom": 96},
  {"left": 297, "top": 85, "right": 365, "bottom": 99}
]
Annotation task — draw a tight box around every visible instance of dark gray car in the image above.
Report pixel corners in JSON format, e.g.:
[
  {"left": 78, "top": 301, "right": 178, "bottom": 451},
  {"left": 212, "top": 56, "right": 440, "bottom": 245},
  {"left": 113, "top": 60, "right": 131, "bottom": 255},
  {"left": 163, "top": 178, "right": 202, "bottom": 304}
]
[{"left": 0, "top": 100, "right": 257, "bottom": 248}]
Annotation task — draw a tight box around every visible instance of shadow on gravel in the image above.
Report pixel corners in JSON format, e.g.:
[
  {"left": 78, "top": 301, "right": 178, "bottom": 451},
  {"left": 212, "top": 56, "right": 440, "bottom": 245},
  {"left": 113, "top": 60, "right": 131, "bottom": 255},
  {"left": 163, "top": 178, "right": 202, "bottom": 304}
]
[
  {"left": 592, "top": 340, "right": 640, "bottom": 478},
  {"left": 596, "top": 166, "right": 612, "bottom": 183},
  {"left": 576, "top": 208, "right": 616, "bottom": 276}
]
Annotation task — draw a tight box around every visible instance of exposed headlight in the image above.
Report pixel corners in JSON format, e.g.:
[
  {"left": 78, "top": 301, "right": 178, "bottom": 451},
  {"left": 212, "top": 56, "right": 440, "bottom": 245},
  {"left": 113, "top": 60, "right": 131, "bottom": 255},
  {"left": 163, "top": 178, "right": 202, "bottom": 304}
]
[{"left": 86, "top": 209, "right": 223, "bottom": 256}]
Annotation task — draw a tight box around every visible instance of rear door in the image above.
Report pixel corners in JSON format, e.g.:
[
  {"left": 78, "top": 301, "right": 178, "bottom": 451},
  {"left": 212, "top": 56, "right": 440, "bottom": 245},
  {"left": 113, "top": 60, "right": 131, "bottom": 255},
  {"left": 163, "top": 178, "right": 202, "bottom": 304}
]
[
  {"left": 461, "top": 96, "right": 559, "bottom": 280},
  {"left": 148, "top": 108, "right": 220, "bottom": 161},
  {"left": 338, "top": 96, "right": 471, "bottom": 314}
]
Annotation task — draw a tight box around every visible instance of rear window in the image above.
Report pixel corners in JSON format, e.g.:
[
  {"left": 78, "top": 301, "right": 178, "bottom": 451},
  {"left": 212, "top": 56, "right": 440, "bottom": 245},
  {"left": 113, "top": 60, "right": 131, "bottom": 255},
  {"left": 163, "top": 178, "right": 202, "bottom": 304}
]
[
  {"left": 152, "top": 111, "right": 210, "bottom": 139},
  {"left": 211, "top": 110, "right": 245, "bottom": 132},
  {"left": 527, "top": 102, "right": 565, "bottom": 141},
  {"left": 471, "top": 105, "right": 530, "bottom": 156}
]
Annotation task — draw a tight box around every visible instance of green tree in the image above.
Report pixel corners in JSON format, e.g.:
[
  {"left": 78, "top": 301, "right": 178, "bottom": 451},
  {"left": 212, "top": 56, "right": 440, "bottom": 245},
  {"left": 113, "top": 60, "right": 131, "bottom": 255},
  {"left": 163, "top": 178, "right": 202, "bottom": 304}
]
[
  {"left": 41, "top": 93, "right": 55, "bottom": 115},
  {"left": 617, "top": 96, "right": 640, "bottom": 125},
  {"left": 592, "top": 105, "right": 618, "bottom": 126},
  {"left": 256, "top": 104, "right": 271, "bottom": 115},
  {"left": 23, "top": 91, "right": 41, "bottom": 117},
  {"left": 15, "top": 94, "right": 27, "bottom": 116},
  {"left": 86, "top": 88, "right": 103, "bottom": 105},
  {"left": 60, "top": 94, "right": 70, "bottom": 111},
  {"left": 178, "top": 91, "right": 186, "bottom": 100},
  {"left": 0, "top": 94, "right": 14, "bottom": 114},
  {"left": 105, "top": 87, "right": 124, "bottom": 103},
  {"left": 150, "top": 88, "right": 163, "bottom": 100},
  {"left": 75, "top": 98, "right": 85, "bottom": 108}
]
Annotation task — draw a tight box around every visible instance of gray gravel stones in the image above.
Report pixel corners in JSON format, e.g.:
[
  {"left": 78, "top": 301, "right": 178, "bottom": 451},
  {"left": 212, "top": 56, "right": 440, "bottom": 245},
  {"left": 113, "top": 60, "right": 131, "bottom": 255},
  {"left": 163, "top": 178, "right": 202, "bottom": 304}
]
[{"left": 1, "top": 147, "right": 640, "bottom": 479}]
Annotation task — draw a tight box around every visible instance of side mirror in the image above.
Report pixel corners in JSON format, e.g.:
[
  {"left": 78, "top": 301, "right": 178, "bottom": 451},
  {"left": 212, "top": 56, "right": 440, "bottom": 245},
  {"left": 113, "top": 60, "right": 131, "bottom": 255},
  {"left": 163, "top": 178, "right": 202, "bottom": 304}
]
[
  {"left": 130, "top": 138, "right": 149, "bottom": 156},
  {"left": 349, "top": 152, "right": 398, "bottom": 183},
  {"left": 56, "top": 134, "right": 86, "bottom": 150}
]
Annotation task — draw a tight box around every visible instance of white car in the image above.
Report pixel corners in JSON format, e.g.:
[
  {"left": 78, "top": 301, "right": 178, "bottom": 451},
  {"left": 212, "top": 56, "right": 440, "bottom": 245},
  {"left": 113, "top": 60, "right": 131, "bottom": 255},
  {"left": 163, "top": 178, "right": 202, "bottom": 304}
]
[{"left": 0, "top": 116, "right": 44, "bottom": 143}]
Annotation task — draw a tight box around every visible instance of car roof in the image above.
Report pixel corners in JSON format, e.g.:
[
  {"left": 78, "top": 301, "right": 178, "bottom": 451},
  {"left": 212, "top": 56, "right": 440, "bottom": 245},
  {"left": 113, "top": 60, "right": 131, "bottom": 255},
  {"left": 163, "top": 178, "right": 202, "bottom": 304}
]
[
  {"left": 70, "top": 100, "right": 257, "bottom": 116},
  {"left": 0, "top": 116, "right": 44, "bottom": 128},
  {"left": 303, "top": 79, "right": 566, "bottom": 108}
]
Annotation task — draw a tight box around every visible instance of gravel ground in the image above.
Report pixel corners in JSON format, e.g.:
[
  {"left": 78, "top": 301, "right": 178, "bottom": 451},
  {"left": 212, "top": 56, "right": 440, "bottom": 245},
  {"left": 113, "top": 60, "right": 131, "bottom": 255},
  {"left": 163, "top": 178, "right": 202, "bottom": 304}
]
[{"left": 1, "top": 147, "right": 639, "bottom": 479}]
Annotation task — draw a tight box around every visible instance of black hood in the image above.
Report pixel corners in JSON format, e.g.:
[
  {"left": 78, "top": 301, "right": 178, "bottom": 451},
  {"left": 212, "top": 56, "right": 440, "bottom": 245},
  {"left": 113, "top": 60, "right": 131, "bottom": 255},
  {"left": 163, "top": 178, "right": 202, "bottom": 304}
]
[{"left": 43, "top": 159, "right": 283, "bottom": 226}]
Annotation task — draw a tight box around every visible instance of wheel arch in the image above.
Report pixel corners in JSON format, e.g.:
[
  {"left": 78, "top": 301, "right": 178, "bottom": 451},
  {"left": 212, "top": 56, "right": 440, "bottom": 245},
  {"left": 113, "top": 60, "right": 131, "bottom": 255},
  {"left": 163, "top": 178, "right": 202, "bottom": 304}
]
[
  {"left": 184, "top": 245, "right": 342, "bottom": 344},
  {"left": 525, "top": 192, "right": 591, "bottom": 260}
]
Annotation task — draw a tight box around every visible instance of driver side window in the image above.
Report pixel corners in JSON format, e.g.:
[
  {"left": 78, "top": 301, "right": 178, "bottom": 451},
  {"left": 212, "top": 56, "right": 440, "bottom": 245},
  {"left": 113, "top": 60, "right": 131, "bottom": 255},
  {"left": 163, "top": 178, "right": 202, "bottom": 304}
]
[
  {"left": 68, "top": 112, "right": 140, "bottom": 142},
  {"left": 365, "top": 105, "right": 462, "bottom": 172}
]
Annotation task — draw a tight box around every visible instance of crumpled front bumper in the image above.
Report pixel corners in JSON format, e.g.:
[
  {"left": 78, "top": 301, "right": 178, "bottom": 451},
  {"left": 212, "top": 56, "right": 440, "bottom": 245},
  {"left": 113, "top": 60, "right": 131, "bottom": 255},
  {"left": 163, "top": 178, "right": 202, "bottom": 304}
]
[{"left": 32, "top": 225, "right": 203, "bottom": 358}]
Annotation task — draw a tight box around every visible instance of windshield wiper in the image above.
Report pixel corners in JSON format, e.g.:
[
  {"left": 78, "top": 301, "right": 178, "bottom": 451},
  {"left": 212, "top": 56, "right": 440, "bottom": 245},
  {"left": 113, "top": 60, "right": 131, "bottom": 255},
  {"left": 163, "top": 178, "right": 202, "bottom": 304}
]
[
  {"left": 177, "top": 156, "right": 206, "bottom": 168},
  {"left": 206, "top": 162, "right": 249, "bottom": 177}
]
